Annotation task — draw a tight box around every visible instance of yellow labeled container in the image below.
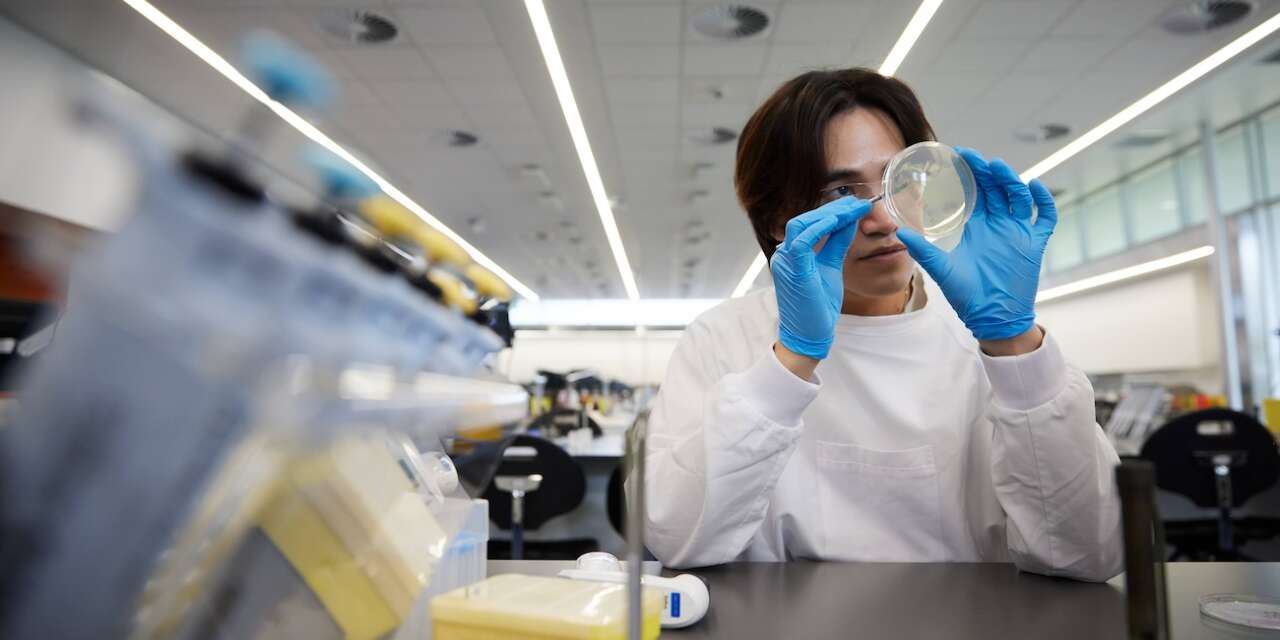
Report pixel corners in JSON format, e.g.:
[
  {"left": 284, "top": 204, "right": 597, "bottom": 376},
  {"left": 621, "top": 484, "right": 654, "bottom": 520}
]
[{"left": 431, "top": 574, "right": 662, "bottom": 640}]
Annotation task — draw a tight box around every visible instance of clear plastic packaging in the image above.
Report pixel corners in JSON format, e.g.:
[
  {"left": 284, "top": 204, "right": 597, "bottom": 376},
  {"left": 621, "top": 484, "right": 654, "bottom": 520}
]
[{"left": 1200, "top": 593, "right": 1280, "bottom": 631}]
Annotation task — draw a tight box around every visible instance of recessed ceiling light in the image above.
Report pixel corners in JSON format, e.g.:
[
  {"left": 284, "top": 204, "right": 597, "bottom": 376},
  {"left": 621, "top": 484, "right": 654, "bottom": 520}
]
[
  {"left": 315, "top": 9, "right": 399, "bottom": 44},
  {"left": 688, "top": 127, "right": 737, "bottom": 145},
  {"left": 878, "top": 0, "right": 945, "bottom": 77},
  {"left": 1013, "top": 123, "right": 1071, "bottom": 143},
  {"left": 1162, "top": 1, "right": 1255, "bottom": 34},
  {"left": 1111, "top": 130, "right": 1174, "bottom": 148},
  {"left": 690, "top": 4, "right": 770, "bottom": 40}
]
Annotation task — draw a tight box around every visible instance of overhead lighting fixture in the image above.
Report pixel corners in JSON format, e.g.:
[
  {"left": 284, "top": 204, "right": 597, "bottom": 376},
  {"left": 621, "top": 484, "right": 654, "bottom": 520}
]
[
  {"left": 524, "top": 0, "right": 640, "bottom": 300},
  {"left": 1022, "top": 7, "right": 1280, "bottom": 181},
  {"left": 878, "top": 0, "right": 945, "bottom": 77},
  {"left": 1036, "top": 245, "right": 1214, "bottom": 303},
  {"left": 118, "top": 0, "right": 539, "bottom": 301}
]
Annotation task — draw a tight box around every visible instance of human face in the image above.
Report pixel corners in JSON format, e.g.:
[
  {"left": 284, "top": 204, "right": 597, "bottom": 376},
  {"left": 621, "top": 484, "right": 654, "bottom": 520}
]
[{"left": 820, "top": 108, "right": 914, "bottom": 303}]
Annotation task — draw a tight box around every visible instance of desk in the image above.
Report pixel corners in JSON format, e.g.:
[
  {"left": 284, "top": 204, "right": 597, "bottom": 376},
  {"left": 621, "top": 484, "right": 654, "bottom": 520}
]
[
  {"left": 487, "top": 560, "right": 1280, "bottom": 639},
  {"left": 554, "top": 432, "right": 626, "bottom": 462}
]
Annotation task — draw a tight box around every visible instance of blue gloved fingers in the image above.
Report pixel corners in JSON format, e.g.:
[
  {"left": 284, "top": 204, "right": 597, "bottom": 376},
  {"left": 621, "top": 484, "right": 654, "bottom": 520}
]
[
  {"left": 988, "top": 158, "right": 1033, "bottom": 220},
  {"left": 815, "top": 208, "right": 862, "bottom": 268},
  {"left": 781, "top": 197, "right": 868, "bottom": 250},
  {"left": 1028, "top": 178, "right": 1058, "bottom": 241},
  {"left": 896, "top": 227, "right": 951, "bottom": 281},
  {"left": 792, "top": 212, "right": 849, "bottom": 252},
  {"left": 957, "top": 147, "right": 1007, "bottom": 217}
]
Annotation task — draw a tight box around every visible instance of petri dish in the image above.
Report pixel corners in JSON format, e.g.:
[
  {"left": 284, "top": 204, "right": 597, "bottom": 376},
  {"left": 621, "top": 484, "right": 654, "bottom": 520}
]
[
  {"left": 1200, "top": 593, "right": 1280, "bottom": 631},
  {"left": 881, "top": 142, "right": 976, "bottom": 249}
]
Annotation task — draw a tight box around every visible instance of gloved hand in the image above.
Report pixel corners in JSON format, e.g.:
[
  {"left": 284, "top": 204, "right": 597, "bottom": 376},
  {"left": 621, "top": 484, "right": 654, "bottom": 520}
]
[
  {"left": 771, "top": 197, "right": 873, "bottom": 359},
  {"left": 896, "top": 148, "right": 1056, "bottom": 342}
]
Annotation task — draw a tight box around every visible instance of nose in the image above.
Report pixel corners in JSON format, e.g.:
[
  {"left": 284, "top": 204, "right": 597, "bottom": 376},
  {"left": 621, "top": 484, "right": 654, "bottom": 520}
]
[{"left": 858, "top": 198, "right": 897, "bottom": 237}]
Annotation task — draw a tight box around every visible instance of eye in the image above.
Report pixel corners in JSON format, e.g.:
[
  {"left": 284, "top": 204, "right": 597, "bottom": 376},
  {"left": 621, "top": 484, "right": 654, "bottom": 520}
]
[{"left": 832, "top": 185, "right": 853, "bottom": 197}]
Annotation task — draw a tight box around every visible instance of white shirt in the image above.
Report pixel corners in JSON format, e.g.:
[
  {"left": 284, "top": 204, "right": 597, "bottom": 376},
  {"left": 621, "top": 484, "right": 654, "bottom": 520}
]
[{"left": 642, "top": 277, "right": 1123, "bottom": 581}]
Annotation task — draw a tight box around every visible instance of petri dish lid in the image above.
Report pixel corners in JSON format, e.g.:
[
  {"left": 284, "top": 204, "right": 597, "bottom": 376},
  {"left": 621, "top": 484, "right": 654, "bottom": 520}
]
[
  {"left": 1200, "top": 593, "right": 1280, "bottom": 631},
  {"left": 882, "top": 141, "right": 976, "bottom": 247}
]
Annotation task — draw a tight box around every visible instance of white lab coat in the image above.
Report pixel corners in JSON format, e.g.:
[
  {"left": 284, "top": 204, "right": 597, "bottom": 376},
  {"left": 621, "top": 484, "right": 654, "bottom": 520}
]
[{"left": 643, "top": 278, "right": 1124, "bottom": 581}]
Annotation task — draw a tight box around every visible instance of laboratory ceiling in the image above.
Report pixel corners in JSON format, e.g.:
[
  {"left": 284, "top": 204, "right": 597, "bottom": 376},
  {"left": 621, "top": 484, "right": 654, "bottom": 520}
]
[{"left": 3, "top": 0, "right": 1280, "bottom": 299}]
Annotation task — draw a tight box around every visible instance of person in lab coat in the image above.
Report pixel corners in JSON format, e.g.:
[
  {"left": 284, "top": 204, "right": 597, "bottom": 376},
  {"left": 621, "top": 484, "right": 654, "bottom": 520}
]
[{"left": 643, "top": 68, "right": 1123, "bottom": 581}]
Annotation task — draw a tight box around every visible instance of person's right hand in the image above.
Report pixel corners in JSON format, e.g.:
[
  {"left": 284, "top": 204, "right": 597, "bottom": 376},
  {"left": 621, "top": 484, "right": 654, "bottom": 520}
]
[{"left": 771, "top": 196, "right": 873, "bottom": 361}]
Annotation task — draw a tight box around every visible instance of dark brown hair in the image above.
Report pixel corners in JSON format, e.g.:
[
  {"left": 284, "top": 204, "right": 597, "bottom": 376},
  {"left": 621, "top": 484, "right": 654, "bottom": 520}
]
[{"left": 734, "top": 68, "right": 935, "bottom": 258}]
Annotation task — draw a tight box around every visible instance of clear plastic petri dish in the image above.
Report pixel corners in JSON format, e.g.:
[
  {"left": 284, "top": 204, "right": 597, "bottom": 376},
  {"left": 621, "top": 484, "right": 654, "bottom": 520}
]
[
  {"left": 881, "top": 141, "right": 976, "bottom": 248},
  {"left": 1199, "top": 593, "right": 1280, "bottom": 631}
]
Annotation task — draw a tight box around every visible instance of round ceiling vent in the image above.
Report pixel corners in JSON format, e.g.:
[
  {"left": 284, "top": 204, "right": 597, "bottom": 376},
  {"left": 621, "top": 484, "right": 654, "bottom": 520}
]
[
  {"left": 688, "top": 127, "right": 738, "bottom": 145},
  {"left": 316, "top": 9, "right": 399, "bottom": 44},
  {"left": 1161, "top": 1, "right": 1254, "bottom": 34},
  {"left": 691, "top": 4, "right": 770, "bottom": 40},
  {"left": 1012, "top": 123, "right": 1071, "bottom": 143}
]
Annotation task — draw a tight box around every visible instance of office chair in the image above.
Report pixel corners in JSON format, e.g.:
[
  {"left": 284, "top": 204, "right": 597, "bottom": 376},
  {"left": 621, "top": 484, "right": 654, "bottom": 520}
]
[
  {"left": 482, "top": 435, "right": 595, "bottom": 560},
  {"left": 1140, "top": 408, "right": 1280, "bottom": 560},
  {"left": 529, "top": 407, "right": 602, "bottom": 438}
]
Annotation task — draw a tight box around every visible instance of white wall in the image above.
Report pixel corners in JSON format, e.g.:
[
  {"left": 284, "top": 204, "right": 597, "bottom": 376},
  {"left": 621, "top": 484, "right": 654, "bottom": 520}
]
[
  {"left": 499, "top": 330, "right": 683, "bottom": 385},
  {"left": 1036, "top": 262, "right": 1221, "bottom": 378}
]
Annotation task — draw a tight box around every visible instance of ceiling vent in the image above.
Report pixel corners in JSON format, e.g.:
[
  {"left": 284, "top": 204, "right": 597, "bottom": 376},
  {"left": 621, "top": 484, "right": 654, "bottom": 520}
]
[
  {"left": 446, "top": 130, "right": 479, "bottom": 147},
  {"left": 1161, "top": 1, "right": 1254, "bottom": 34},
  {"left": 1260, "top": 46, "right": 1280, "bottom": 64},
  {"left": 1013, "top": 123, "right": 1071, "bottom": 143},
  {"left": 1111, "top": 129, "right": 1174, "bottom": 148},
  {"left": 688, "top": 127, "right": 738, "bottom": 145},
  {"left": 316, "top": 10, "right": 399, "bottom": 44},
  {"left": 690, "top": 5, "right": 770, "bottom": 40}
]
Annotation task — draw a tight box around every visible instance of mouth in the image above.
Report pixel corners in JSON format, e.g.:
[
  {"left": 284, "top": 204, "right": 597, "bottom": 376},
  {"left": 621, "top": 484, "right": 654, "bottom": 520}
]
[{"left": 858, "top": 245, "right": 906, "bottom": 261}]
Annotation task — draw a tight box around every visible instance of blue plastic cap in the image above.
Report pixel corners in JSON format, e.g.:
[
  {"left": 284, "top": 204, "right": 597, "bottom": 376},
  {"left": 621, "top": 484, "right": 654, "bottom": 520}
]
[
  {"left": 304, "top": 146, "right": 378, "bottom": 199},
  {"left": 242, "top": 30, "right": 335, "bottom": 109}
]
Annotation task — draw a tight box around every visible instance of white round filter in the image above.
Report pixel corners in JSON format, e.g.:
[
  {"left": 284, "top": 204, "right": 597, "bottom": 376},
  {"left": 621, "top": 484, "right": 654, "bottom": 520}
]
[
  {"left": 882, "top": 142, "right": 976, "bottom": 247},
  {"left": 1200, "top": 593, "right": 1280, "bottom": 631}
]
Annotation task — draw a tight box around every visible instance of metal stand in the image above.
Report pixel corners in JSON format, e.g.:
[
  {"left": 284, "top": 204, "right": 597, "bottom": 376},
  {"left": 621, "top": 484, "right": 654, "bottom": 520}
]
[{"left": 625, "top": 409, "right": 650, "bottom": 640}]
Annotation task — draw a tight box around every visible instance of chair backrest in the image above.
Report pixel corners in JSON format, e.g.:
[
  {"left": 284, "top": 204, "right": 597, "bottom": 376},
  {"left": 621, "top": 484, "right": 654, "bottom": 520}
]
[
  {"left": 606, "top": 464, "right": 626, "bottom": 537},
  {"left": 1139, "top": 408, "right": 1280, "bottom": 508},
  {"left": 482, "top": 435, "right": 586, "bottom": 530}
]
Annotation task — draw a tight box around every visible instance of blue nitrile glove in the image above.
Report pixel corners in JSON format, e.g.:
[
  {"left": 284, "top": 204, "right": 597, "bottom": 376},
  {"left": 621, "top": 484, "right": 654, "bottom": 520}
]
[
  {"left": 772, "top": 197, "right": 873, "bottom": 359},
  {"left": 896, "top": 148, "right": 1057, "bottom": 342}
]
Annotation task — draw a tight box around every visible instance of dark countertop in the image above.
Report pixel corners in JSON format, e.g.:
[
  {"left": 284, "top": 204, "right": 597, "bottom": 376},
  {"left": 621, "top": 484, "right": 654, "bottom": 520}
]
[{"left": 489, "top": 560, "right": 1280, "bottom": 639}]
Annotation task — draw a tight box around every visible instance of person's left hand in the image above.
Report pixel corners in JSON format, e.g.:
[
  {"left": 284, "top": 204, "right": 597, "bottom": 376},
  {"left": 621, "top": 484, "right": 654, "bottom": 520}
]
[{"left": 896, "top": 148, "right": 1056, "bottom": 342}]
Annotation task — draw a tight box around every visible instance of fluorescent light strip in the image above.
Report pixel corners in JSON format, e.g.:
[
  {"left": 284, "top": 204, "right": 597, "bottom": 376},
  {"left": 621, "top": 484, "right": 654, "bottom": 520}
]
[
  {"left": 1036, "top": 245, "right": 1214, "bottom": 303},
  {"left": 879, "top": 0, "right": 945, "bottom": 77},
  {"left": 731, "top": 253, "right": 767, "bottom": 298},
  {"left": 119, "top": 0, "right": 539, "bottom": 301},
  {"left": 524, "top": 0, "right": 640, "bottom": 300},
  {"left": 1022, "top": 8, "right": 1280, "bottom": 181}
]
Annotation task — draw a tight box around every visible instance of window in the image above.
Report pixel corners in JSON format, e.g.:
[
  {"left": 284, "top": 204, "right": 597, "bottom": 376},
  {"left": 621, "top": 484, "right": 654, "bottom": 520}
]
[
  {"left": 1179, "top": 146, "right": 1208, "bottom": 224},
  {"left": 1127, "top": 159, "right": 1182, "bottom": 243},
  {"left": 1263, "top": 106, "right": 1280, "bottom": 199},
  {"left": 1215, "top": 127, "right": 1253, "bottom": 214},
  {"left": 1047, "top": 204, "right": 1083, "bottom": 271},
  {"left": 1083, "top": 186, "right": 1126, "bottom": 258}
]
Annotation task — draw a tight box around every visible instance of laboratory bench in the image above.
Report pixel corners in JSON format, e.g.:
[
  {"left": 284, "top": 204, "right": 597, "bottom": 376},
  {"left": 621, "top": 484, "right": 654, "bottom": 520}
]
[{"left": 489, "top": 560, "right": 1280, "bottom": 639}]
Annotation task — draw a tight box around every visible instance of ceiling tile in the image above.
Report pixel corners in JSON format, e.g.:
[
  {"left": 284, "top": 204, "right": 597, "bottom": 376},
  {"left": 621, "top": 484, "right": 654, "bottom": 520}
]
[
  {"left": 926, "top": 39, "right": 1036, "bottom": 74},
  {"left": 448, "top": 80, "right": 528, "bottom": 105},
  {"left": 1053, "top": 0, "right": 1172, "bottom": 37},
  {"left": 392, "top": 6, "right": 497, "bottom": 44},
  {"left": 334, "top": 46, "right": 436, "bottom": 79},
  {"left": 682, "top": 102, "right": 752, "bottom": 127},
  {"left": 763, "top": 42, "right": 854, "bottom": 75},
  {"left": 683, "top": 44, "right": 768, "bottom": 75},
  {"left": 614, "top": 126, "right": 680, "bottom": 149},
  {"left": 589, "top": 4, "right": 682, "bottom": 44},
  {"left": 957, "top": 0, "right": 1078, "bottom": 39},
  {"left": 770, "top": 3, "right": 868, "bottom": 42},
  {"left": 466, "top": 102, "right": 539, "bottom": 128},
  {"left": 386, "top": 103, "right": 472, "bottom": 129},
  {"left": 609, "top": 103, "right": 680, "bottom": 127},
  {"left": 606, "top": 77, "right": 680, "bottom": 104},
  {"left": 683, "top": 76, "right": 758, "bottom": 103},
  {"left": 1012, "top": 37, "right": 1116, "bottom": 74},
  {"left": 424, "top": 45, "right": 514, "bottom": 79},
  {"left": 369, "top": 79, "right": 454, "bottom": 105},
  {"left": 597, "top": 45, "right": 680, "bottom": 76}
]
